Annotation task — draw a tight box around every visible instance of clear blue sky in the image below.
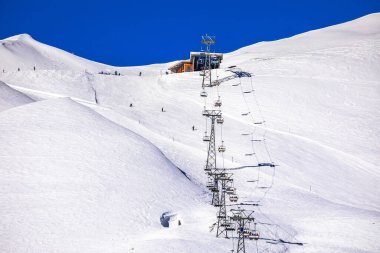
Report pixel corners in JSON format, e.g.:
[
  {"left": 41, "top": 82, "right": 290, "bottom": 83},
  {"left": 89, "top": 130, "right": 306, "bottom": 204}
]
[{"left": 1, "top": 0, "right": 379, "bottom": 66}]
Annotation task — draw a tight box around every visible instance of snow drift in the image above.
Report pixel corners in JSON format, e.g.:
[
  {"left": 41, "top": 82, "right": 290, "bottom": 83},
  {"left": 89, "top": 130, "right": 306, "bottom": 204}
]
[{"left": 0, "top": 80, "right": 34, "bottom": 112}]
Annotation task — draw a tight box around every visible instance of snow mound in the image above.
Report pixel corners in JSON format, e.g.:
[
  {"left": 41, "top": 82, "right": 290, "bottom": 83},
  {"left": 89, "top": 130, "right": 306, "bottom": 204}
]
[
  {"left": 0, "top": 80, "right": 34, "bottom": 112},
  {"left": 0, "top": 97, "right": 202, "bottom": 253},
  {"left": 160, "top": 211, "right": 182, "bottom": 228}
]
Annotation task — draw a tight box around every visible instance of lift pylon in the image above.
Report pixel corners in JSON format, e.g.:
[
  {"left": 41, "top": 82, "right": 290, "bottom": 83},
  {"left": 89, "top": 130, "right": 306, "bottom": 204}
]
[
  {"left": 230, "top": 209, "right": 255, "bottom": 253},
  {"left": 203, "top": 109, "right": 222, "bottom": 206},
  {"left": 201, "top": 35, "right": 215, "bottom": 89},
  {"left": 215, "top": 171, "right": 233, "bottom": 238}
]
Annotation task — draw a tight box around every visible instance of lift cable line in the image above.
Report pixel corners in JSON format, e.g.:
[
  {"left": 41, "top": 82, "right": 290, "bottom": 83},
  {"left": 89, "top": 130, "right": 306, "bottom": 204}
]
[
  {"left": 211, "top": 68, "right": 252, "bottom": 87},
  {"left": 196, "top": 35, "right": 300, "bottom": 252},
  {"left": 228, "top": 66, "right": 304, "bottom": 249}
]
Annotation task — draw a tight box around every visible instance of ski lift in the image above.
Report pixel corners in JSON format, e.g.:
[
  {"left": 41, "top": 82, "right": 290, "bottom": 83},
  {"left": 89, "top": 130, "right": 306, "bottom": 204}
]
[
  {"left": 200, "top": 90, "right": 207, "bottom": 97},
  {"left": 231, "top": 214, "right": 241, "bottom": 221},
  {"left": 226, "top": 187, "right": 236, "bottom": 195},
  {"left": 217, "top": 214, "right": 226, "bottom": 219},
  {"left": 219, "top": 173, "right": 229, "bottom": 181},
  {"left": 211, "top": 187, "right": 219, "bottom": 193},
  {"left": 204, "top": 165, "right": 211, "bottom": 172},
  {"left": 206, "top": 181, "right": 214, "bottom": 188},
  {"left": 214, "top": 202, "right": 223, "bottom": 207},
  {"left": 216, "top": 117, "right": 224, "bottom": 124},
  {"left": 258, "top": 163, "right": 275, "bottom": 167},
  {"left": 248, "top": 224, "right": 260, "bottom": 240},
  {"left": 248, "top": 231, "right": 260, "bottom": 240},
  {"left": 243, "top": 228, "right": 250, "bottom": 237},
  {"left": 218, "top": 141, "right": 226, "bottom": 153},
  {"left": 203, "top": 132, "right": 211, "bottom": 142},
  {"left": 225, "top": 223, "right": 236, "bottom": 231},
  {"left": 202, "top": 109, "right": 209, "bottom": 116},
  {"left": 214, "top": 96, "right": 222, "bottom": 107},
  {"left": 222, "top": 222, "right": 235, "bottom": 230},
  {"left": 229, "top": 194, "right": 238, "bottom": 202}
]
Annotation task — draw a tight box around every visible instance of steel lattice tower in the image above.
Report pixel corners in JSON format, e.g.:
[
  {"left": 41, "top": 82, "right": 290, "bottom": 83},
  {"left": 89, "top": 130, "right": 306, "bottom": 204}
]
[
  {"left": 216, "top": 171, "right": 231, "bottom": 238},
  {"left": 231, "top": 209, "right": 255, "bottom": 253},
  {"left": 205, "top": 116, "right": 216, "bottom": 172},
  {"left": 203, "top": 109, "right": 222, "bottom": 206},
  {"left": 201, "top": 35, "right": 215, "bottom": 89}
]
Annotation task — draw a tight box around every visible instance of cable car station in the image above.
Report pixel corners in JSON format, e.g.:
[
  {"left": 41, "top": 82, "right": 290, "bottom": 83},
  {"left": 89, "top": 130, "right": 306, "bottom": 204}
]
[{"left": 169, "top": 52, "right": 223, "bottom": 73}]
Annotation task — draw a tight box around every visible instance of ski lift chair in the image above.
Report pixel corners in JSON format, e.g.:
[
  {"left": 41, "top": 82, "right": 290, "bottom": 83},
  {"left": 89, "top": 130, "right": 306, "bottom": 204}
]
[
  {"left": 248, "top": 231, "right": 260, "bottom": 240},
  {"left": 225, "top": 223, "right": 236, "bottom": 231},
  {"left": 218, "top": 144, "right": 226, "bottom": 153},
  {"left": 203, "top": 132, "right": 211, "bottom": 142},
  {"left": 243, "top": 229, "right": 251, "bottom": 237},
  {"left": 229, "top": 194, "right": 238, "bottom": 202},
  {"left": 226, "top": 187, "right": 236, "bottom": 195},
  {"left": 206, "top": 180, "right": 214, "bottom": 188},
  {"left": 214, "top": 96, "right": 222, "bottom": 107},
  {"left": 214, "top": 202, "right": 223, "bottom": 207},
  {"left": 258, "top": 163, "right": 275, "bottom": 167},
  {"left": 217, "top": 117, "right": 224, "bottom": 124},
  {"left": 204, "top": 165, "right": 211, "bottom": 172},
  {"left": 211, "top": 187, "right": 219, "bottom": 193}
]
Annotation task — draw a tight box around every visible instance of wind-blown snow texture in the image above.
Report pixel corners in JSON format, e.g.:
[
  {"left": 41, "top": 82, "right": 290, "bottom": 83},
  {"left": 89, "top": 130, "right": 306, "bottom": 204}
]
[
  {"left": 0, "top": 13, "right": 379, "bottom": 253},
  {"left": 0, "top": 81, "right": 34, "bottom": 112}
]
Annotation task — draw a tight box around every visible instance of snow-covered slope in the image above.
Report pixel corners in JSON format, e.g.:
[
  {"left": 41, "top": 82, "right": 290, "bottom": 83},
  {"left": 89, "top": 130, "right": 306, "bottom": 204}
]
[
  {"left": 0, "top": 97, "right": 224, "bottom": 253},
  {"left": 0, "top": 80, "right": 34, "bottom": 112},
  {"left": 0, "top": 13, "right": 379, "bottom": 253},
  {"left": 0, "top": 33, "right": 172, "bottom": 74},
  {"left": 0, "top": 34, "right": 107, "bottom": 72}
]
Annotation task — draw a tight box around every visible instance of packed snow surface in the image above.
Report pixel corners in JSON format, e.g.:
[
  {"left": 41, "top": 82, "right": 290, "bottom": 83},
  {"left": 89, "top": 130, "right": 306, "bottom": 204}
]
[
  {"left": 0, "top": 13, "right": 380, "bottom": 253},
  {"left": 0, "top": 80, "right": 34, "bottom": 112}
]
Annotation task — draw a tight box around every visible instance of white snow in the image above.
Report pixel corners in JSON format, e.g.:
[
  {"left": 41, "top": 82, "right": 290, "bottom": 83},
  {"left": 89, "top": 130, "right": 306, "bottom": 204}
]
[
  {"left": 0, "top": 13, "right": 379, "bottom": 253},
  {"left": 0, "top": 80, "right": 34, "bottom": 112}
]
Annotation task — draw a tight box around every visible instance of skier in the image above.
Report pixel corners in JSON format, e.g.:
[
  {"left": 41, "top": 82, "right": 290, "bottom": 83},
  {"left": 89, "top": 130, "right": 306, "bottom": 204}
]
[
  {"left": 192, "top": 125, "right": 195, "bottom": 131},
  {"left": 161, "top": 107, "right": 164, "bottom": 112},
  {"left": 139, "top": 72, "right": 142, "bottom": 76},
  {"left": 130, "top": 103, "right": 133, "bottom": 107}
]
